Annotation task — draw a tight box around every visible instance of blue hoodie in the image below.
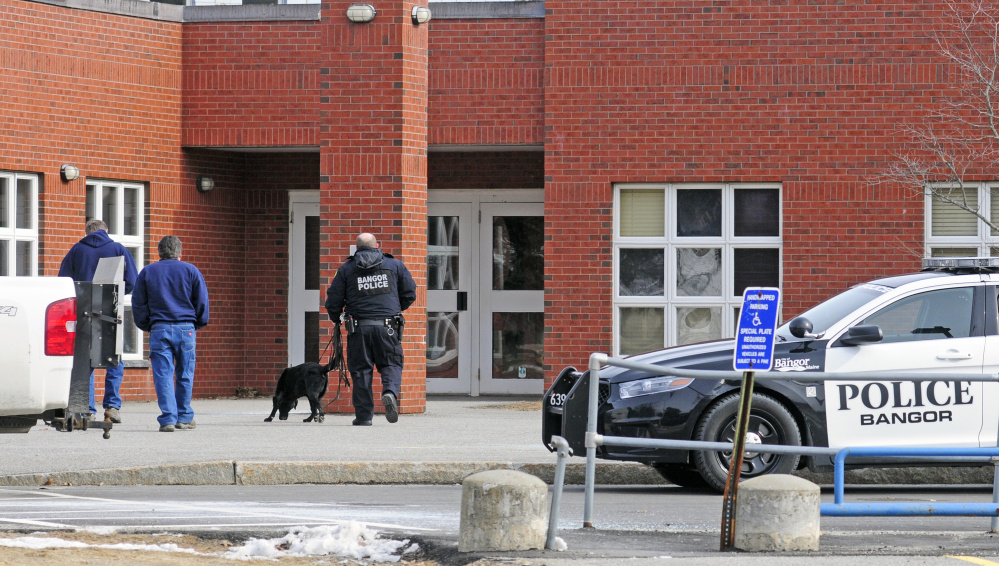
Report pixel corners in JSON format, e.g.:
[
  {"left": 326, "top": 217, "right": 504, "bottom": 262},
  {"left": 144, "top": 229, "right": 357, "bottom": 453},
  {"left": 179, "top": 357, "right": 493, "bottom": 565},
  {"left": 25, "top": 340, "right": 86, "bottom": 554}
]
[{"left": 58, "top": 230, "right": 138, "bottom": 294}]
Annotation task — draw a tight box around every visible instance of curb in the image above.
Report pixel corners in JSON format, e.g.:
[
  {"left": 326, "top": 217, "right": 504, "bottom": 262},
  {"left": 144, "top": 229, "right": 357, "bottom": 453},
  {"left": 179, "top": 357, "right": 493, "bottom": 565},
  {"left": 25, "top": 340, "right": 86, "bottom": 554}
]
[
  {"left": 0, "top": 462, "right": 993, "bottom": 488},
  {"left": 0, "top": 462, "right": 664, "bottom": 487}
]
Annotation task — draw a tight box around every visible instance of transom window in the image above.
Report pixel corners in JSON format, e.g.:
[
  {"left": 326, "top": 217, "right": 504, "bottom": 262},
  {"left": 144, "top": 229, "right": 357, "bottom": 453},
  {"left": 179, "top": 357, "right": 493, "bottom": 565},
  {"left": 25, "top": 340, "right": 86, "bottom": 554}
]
[
  {"left": 87, "top": 180, "right": 145, "bottom": 360},
  {"left": 0, "top": 172, "right": 39, "bottom": 276},
  {"left": 926, "top": 184, "right": 999, "bottom": 257},
  {"left": 614, "top": 183, "right": 782, "bottom": 356}
]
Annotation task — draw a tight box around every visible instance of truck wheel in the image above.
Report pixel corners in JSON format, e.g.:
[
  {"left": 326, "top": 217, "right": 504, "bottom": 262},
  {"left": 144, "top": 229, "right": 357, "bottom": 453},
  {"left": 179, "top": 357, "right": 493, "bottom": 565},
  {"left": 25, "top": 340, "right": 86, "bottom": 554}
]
[
  {"left": 651, "top": 464, "right": 710, "bottom": 489},
  {"left": 692, "top": 393, "right": 801, "bottom": 493}
]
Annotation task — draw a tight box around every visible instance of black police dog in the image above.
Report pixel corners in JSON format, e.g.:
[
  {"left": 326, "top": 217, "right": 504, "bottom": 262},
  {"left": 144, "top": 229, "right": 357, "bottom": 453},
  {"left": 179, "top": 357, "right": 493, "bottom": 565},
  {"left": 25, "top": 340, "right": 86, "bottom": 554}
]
[{"left": 264, "top": 362, "right": 331, "bottom": 423}]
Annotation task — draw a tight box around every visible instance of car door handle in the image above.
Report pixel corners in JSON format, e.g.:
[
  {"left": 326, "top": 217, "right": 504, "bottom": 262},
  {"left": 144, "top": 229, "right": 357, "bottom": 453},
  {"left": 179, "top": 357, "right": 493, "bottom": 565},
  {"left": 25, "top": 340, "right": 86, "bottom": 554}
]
[{"left": 935, "top": 350, "right": 973, "bottom": 360}]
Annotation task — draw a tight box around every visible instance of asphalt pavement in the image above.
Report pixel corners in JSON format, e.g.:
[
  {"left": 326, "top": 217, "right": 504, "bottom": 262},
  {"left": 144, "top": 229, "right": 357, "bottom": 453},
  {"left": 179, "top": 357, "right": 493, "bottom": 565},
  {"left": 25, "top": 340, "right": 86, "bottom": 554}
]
[{"left": 4, "top": 395, "right": 999, "bottom": 564}]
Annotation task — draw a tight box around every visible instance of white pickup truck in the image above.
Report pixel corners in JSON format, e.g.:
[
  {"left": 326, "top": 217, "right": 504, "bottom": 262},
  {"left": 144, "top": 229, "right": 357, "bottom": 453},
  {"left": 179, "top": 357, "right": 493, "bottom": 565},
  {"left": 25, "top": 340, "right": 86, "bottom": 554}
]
[
  {"left": 0, "top": 276, "right": 77, "bottom": 433},
  {"left": 1, "top": 258, "right": 122, "bottom": 437}
]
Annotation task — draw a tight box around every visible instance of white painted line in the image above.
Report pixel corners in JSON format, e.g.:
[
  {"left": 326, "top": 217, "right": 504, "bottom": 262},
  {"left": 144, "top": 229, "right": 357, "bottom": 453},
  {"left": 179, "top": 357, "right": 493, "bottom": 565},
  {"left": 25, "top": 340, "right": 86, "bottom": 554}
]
[
  {"left": 0, "top": 518, "right": 74, "bottom": 529},
  {"left": 0, "top": 488, "right": 434, "bottom": 532}
]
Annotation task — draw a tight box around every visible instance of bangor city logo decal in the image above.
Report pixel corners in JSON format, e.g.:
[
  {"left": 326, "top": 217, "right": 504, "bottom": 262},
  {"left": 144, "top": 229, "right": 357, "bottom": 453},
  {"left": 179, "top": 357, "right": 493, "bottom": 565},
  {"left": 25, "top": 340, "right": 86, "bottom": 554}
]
[{"left": 773, "top": 357, "right": 819, "bottom": 372}]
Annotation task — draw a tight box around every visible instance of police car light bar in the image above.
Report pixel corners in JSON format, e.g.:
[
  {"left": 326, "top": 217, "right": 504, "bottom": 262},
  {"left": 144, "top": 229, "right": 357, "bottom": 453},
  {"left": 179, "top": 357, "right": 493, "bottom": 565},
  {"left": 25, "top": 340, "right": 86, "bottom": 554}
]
[{"left": 922, "top": 257, "right": 999, "bottom": 270}]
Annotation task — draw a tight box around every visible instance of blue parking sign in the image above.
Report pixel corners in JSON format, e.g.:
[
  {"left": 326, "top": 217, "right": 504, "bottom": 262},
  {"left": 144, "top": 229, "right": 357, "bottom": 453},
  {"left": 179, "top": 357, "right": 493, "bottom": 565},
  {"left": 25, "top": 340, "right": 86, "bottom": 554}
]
[{"left": 734, "top": 287, "right": 781, "bottom": 371}]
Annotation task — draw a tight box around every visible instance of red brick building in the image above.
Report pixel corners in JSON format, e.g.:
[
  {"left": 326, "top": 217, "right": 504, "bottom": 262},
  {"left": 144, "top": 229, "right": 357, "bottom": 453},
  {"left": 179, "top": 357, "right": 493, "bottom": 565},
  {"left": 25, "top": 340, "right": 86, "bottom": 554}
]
[{"left": 2, "top": 0, "right": 978, "bottom": 413}]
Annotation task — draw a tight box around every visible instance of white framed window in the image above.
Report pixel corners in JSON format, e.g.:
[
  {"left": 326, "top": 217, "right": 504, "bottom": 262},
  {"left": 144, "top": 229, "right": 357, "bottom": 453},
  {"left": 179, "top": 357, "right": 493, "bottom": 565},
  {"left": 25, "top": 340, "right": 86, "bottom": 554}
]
[
  {"left": 86, "top": 180, "right": 145, "bottom": 360},
  {"left": 925, "top": 183, "right": 999, "bottom": 257},
  {"left": 0, "top": 172, "right": 39, "bottom": 276},
  {"left": 614, "top": 183, "right": 782, "bottom": 356}
]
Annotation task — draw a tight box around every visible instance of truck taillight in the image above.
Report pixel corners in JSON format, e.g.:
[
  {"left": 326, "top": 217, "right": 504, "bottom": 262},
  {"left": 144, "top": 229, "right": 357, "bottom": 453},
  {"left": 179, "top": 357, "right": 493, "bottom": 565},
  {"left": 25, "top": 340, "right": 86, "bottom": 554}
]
[{"left": 45, "top": 297, "right": 76, "bottom": 356}]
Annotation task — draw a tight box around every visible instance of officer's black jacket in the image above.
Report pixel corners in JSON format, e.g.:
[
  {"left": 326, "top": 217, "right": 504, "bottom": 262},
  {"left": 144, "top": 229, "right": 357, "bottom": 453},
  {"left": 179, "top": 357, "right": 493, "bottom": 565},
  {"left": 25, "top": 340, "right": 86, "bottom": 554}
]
[{"left": 325, "top": 246, "right": 417, "bottom": 321}]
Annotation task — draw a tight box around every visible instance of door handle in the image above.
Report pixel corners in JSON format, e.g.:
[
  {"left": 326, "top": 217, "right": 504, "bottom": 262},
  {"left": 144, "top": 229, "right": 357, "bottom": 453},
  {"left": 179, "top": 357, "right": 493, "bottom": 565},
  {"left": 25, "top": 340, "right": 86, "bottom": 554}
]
[
  {"left": 457, "top": 291, "right": 467, "bottom": 311},
  {"left": 935, "top": 350, "right": 973, "bottom": 360}
]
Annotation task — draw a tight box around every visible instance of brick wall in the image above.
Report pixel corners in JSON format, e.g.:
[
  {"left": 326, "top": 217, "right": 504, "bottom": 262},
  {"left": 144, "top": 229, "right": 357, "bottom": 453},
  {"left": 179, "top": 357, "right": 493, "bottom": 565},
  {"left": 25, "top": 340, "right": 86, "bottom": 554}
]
[
  {"left": 542, "top": 0, "right": 948, "bottom": 377},
  {"left": 182, "top": 21, "right": 322, "bottom": 147},
  {"left": 428, "top": 19, "right": 544, "bottom": 145}
]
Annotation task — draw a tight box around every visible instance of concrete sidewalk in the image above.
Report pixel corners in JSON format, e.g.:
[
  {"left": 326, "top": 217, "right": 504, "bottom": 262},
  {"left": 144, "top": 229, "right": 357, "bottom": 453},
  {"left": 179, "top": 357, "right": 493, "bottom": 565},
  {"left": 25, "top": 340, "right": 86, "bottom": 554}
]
[
  {"left": 0, "top": 396, "right": 993, "bottom": 487},
  {"left": 0, "top": 396, "right": 663, "bottom": 487}
]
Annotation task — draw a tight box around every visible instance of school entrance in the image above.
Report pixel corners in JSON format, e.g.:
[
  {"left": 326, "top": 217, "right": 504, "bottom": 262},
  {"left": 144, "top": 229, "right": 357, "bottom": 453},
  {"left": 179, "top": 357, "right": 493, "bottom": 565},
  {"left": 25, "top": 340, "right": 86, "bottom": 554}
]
[
  {"left": 288, "top": 190, "right": 545, "bottom": 396},
  {"left": 427, "top": 190, "right": 545, "bottom": 395}
]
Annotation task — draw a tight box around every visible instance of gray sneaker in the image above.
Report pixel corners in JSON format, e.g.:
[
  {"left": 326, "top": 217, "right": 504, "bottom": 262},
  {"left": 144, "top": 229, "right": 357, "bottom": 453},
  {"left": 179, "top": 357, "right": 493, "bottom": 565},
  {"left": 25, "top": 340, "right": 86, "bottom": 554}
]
[
  {"left": 176, "top": 421, "right": 197, "bottom": 430},
  {"left": 159, "top": 425, "right": 175, "bottom": 432},
  {"left": 104, "top": 408, "right": 121, "bottom": 423}
]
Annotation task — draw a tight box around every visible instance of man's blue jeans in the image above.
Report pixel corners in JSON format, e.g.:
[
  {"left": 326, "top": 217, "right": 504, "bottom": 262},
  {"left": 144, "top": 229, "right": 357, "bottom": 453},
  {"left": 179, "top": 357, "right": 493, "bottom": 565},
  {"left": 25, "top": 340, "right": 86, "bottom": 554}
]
[
  {"left": 149, "top": 322, "right": 197, "bottom": 427},
  {"left": 88, "top": 361, "right": 124, "bottom": 414}
]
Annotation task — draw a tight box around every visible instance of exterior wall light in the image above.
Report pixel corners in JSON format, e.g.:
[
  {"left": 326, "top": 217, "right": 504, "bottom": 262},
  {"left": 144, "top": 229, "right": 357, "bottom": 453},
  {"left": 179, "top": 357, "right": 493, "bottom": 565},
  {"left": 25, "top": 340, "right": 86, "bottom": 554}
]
[
  {"left": 411, "top": 5, "right": 431, "bottom": 25},
  {"left": 60, "top": 164, "right": 80, "bottom": 182},
  {"left": 196, "top": 175, "right": 215, "bottom": 194},
  {"left": 346, "top": 4, "right": 376, "bottom": 23}
]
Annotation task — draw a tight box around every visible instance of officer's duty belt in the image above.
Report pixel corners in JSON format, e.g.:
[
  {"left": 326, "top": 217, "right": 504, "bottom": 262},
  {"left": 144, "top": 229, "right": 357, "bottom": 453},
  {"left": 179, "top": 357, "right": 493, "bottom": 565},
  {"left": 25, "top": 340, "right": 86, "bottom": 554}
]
[{"left": 356, "top": 318, "right": 394, "bottom": 327}]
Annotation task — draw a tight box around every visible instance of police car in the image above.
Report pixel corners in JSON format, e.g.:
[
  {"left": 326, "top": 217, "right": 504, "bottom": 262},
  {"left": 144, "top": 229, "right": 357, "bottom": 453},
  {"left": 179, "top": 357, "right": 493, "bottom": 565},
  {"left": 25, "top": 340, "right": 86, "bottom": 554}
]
[{"left": 542, "top": 257, "right": 999, "bottom": 491}]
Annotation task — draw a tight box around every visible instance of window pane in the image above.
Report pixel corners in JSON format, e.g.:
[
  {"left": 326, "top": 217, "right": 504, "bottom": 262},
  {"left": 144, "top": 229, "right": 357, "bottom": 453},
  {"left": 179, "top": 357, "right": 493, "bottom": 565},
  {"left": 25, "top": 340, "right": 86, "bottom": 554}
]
[
  {"left": 619, "top": 248, "right": 664, "bottom": 296},
  {"left": 86, "top": 184, "right": 96, "bottom": 222},
  {"left": 428, "top": 216, "right": 459, "bottom": 291},
  {"left": 734, "top": 248, "right": 780, "bottom": 296},
  {"left": 0, "top": 178, "right": 7, "bottom": 228},
  {"left": 992, "top": 187, "right": 999, "bottom": 236},
  {"left": 931, "top": 247, "right": 977, "bottom": 257},
  {"left": 16, "top": 241, "right": 31, "bottom": 276},
  {"left": 0, "top": 241, "right": 7, "bottom": 276},
  {"left": 103, "top": 185, "right": 118, "bottom": 233},
  {"left": 677, "top": 248, "right": 721, "bottom": 296},
  {"left": 734, "top": 189, "right": 780, "bottom": 236},
  {"left": 862, "top": 287, "right": 973, "bottom": 343},
  {"left": 427, "top": 311, "right": 459, "bottom": 379},
  {"left": 125, "top": 246, "right": 141, "bottom": 266},
  {"left": 16, "top": 178, "right": 31, "bottom": 229},
  {"left": 304, "top": 311, "right": 319, "bottom": 364},
  {"left": 677, "top": 189, "right": 721, "bottom": 237},
  {"left": 124, "top": 187, "right": 139, "bottom": 236},
  {"left": 304, "top": 215, "right": 320, "bottom": 291},
  {"left": 619, "top": 307, "right": 664, "bottom": 356},
  {"left": 492, "top": 216, "right": 543, "bottom": 291},
  {"left": 123, "top": 306, "right": 138, "bottom": 355},
  {"left": 491, "top": 312, "right": 543, "bottom": 379},
  {"left": 677, "top": 306, "right": 722, "bottom": 345},
  {"left": 931, "top": 191, "right": 977, "bottom": 236},
  {"left": 620, "top": 189, "right": 664, "bottom": 237}
]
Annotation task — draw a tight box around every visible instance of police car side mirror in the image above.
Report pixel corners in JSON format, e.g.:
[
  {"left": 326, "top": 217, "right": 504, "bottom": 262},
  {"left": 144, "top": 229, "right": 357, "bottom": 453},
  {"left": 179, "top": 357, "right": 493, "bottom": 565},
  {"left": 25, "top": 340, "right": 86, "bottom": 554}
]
[
  {"left": 789, "top": 317, "right": 815, "bottom": 339},
  {"left": 839, "top": 324, "right": 883, "bottom": 346}
]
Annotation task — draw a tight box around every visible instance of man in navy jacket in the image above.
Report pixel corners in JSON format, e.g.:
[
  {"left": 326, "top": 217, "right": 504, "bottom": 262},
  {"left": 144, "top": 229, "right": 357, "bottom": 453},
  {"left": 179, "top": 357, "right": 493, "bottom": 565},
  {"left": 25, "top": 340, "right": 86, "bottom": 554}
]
[
  {"left": 59, "top": 219, "right": 138, "bottom": 423},
  {"left": 132, "top": 236, "right": 209, "bottom": 432}
]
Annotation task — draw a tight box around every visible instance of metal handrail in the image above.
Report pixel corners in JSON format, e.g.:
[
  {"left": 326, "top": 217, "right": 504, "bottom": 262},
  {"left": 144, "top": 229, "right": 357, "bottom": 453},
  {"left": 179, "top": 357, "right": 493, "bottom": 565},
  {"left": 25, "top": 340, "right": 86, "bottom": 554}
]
[{"left": 577, "top": 352, "right": 999, "bottom": 528}]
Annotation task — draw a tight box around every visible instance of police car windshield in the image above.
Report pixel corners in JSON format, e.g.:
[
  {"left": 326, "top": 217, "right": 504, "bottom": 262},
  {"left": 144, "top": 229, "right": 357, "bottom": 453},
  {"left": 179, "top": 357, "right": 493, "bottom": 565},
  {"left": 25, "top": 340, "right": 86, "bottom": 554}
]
[{"left": 776, "top": 283, "right": 893, "bottom": 340}]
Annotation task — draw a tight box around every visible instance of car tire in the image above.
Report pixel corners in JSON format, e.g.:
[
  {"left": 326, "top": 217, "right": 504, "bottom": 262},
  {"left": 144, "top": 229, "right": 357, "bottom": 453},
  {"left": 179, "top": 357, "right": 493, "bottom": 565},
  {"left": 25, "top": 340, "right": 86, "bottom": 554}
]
[
  {"left": 651, "top": 463, "right": 711, "bottom": 489},
  {"left": 692, "top": 393, "right": 802, "bottom": 493}
]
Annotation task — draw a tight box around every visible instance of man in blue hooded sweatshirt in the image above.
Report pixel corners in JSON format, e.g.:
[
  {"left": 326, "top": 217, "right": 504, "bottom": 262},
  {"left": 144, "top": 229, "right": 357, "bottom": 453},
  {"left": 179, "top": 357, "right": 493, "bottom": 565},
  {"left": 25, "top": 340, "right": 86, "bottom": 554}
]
[{"left": 59, "top": 219, "right": 138, "bottom": 423}]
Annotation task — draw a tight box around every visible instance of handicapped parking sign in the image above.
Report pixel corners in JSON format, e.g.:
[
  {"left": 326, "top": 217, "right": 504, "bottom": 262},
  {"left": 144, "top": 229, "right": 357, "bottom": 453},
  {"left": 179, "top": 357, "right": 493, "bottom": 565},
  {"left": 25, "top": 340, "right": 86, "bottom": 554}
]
[{"left": 733, "top": 287, "right": 781, "bottom": 372}]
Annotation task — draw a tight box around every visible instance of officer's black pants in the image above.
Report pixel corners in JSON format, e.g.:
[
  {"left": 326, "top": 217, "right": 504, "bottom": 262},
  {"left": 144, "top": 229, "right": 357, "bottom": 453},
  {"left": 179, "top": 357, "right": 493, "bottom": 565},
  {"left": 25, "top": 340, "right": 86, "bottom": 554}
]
[{"left": 347, "top": 325, "right": 404, "bottom": 421}]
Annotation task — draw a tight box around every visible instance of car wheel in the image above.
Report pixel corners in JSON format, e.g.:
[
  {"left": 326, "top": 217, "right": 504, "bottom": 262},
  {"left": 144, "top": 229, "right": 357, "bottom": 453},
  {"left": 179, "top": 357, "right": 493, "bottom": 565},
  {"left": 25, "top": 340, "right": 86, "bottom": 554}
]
[
  {"left": 692, "top": 393, "right": 802, "bottom": 493},
  {"left": 651, "top": 463, "right": 710, "bottom": 489}
]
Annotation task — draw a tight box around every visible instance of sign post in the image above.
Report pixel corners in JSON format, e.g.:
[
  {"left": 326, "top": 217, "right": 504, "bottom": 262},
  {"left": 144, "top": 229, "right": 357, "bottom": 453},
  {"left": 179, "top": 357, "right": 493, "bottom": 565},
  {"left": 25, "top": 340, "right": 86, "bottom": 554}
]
[{"left": 720, "top": 287, "right": 781, "bottom": 550}]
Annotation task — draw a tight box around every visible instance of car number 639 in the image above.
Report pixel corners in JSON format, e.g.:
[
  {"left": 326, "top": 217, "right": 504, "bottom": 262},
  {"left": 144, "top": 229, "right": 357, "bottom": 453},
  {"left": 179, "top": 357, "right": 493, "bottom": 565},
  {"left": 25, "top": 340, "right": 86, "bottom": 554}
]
[{"left": 549, "top": 393, "right": 567, "bottom": 407}]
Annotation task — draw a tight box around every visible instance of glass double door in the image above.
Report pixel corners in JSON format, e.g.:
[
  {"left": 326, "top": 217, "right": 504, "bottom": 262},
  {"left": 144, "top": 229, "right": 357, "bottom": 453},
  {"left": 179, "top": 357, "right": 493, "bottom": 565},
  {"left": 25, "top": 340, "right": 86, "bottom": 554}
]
[{"left": 427, "top": 196, "right": 545, "bottom": 395}]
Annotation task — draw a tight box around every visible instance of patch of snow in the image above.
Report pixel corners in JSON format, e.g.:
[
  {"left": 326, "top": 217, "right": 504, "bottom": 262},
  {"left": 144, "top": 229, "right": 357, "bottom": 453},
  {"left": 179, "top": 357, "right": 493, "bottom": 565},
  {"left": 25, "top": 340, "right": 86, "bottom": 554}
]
[{"left": 224, "top": 522, "right": 417, "bottom": 562}]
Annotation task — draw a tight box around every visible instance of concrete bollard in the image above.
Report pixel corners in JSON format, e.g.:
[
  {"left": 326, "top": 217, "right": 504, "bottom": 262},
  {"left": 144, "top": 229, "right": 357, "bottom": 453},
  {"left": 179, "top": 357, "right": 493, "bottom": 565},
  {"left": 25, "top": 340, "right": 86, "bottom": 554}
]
[
  {"left": 734, "top": 474, "right": 820, "bottom": 552},
  {"left": 458, "top": 469, "right": 548, "bottom": 552}
]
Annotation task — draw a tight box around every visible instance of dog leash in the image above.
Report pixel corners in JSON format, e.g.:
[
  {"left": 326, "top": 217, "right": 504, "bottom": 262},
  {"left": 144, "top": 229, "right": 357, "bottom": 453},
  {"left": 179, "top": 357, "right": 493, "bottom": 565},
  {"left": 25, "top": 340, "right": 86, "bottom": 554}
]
[{"left": 322, "top": 323, "right": 351, "bottom": 409}]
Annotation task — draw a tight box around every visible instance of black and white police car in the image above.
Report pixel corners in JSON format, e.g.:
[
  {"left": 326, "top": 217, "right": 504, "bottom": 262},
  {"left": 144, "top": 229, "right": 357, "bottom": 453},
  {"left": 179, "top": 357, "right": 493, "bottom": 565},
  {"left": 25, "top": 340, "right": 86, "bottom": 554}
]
[{"left": 543, "top": 257, "right": 999, "bottom": 491}]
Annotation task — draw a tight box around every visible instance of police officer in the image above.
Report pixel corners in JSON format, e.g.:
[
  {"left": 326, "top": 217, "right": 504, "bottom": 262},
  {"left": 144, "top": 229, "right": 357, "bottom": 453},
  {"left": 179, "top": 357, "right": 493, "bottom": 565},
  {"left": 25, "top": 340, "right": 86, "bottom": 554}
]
[{"left": 325, "top": 232, "right": 416, "bottom": 426}]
